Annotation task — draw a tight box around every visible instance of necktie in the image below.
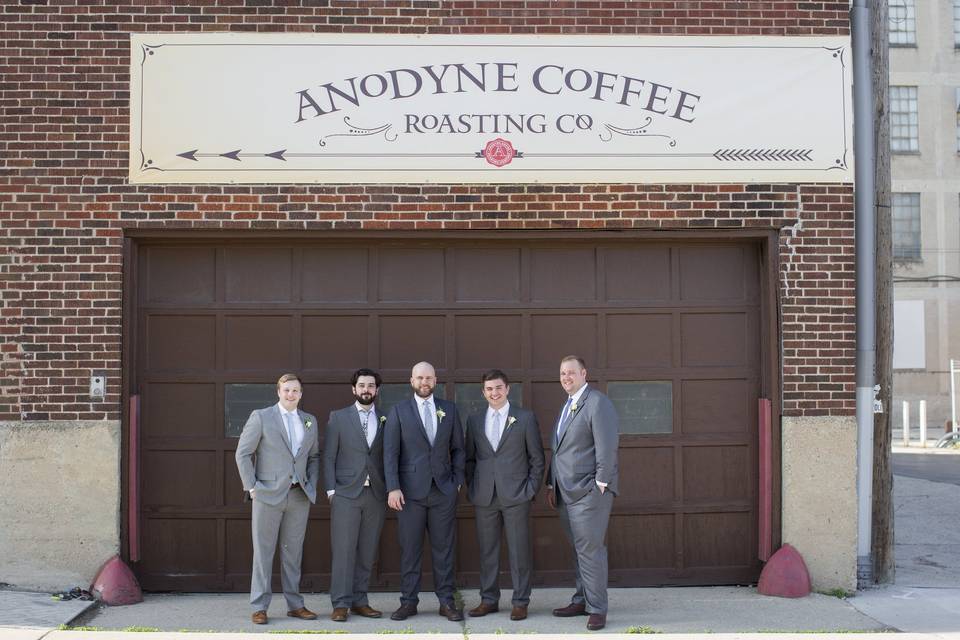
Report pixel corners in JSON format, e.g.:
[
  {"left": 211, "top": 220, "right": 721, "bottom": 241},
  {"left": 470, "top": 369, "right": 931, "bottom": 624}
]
[
  {"left": 360, "top": 409, "right": 371, "bottom": 443},
  {"left": 422, "top": 401, "right": 435, "bottom": 445},
  {"left": 490, "top": 410, "right": 501, "bottom": 450},
  {"left": 283, "top": 412, "right": 296, "bottom": 454},
  {"left": 557, "top": 397, "right": 573, "bottom": 440}
]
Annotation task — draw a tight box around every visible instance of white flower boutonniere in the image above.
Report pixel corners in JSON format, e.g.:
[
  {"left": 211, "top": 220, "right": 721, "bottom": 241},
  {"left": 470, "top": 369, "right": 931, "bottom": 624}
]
[
  {"left": 569, "top": 402, "right": 579, "bottom": 414},
  {"left": 304, "top": 419, "right": 313, "bottom": 430},
  {"left": 379, "top": 415, "right": 387, "bottom": 424},
  {"left": 507, "top": 416, "right": 517, "bottom": 427},
  {"left": 436, "top": 409, "right": 446, "bottom": 420}
]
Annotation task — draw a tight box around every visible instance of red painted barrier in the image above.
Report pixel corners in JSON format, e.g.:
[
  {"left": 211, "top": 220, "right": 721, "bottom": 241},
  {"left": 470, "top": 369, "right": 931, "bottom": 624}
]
[
  {"left": 757, "top": 543, "right": 811, "bottom": 598},
  {"left": 91, "top": 556, "right": 143, "bottom": 605}
]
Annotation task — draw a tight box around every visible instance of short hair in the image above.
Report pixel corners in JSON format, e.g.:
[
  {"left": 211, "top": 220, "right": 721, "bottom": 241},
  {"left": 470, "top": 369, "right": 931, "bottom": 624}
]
[
  {"left": 480, "top": 369, "right": 510, "bottom": 386},
  {"left": 560, "top": 355, "right": 587, "bottom": 370},
  {"left": 351, "top": 368, "right": 382, "bottom": 387},
  {"left": 276, "top": 373, "right": 302, "bottom": 389}
]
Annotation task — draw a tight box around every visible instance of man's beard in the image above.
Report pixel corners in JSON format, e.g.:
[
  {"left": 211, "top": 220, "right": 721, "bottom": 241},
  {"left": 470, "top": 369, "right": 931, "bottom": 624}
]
[
  {"left": 354, "top": 391, "right": 375, "bottom": 407},
  {"left": 413, "top": 384, "right": 433, "bottom": 399}
]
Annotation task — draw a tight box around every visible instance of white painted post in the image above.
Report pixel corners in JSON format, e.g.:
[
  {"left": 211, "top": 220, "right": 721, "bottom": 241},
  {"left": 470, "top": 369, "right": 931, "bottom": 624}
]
[
  {"left": 952, "top": 359, "right": 958, "bottom": 434},
  {"left": 902, "top": 400, "right": 910, "bottom": 446},
  {"left": 919, "top": 400, "right": 927, "bottom": 447}
]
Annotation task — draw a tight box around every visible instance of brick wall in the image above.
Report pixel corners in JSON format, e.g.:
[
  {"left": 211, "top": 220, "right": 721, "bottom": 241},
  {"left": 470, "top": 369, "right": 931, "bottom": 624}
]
[{"left": 0, "top": 1, "right": 854, "bottom": 421}]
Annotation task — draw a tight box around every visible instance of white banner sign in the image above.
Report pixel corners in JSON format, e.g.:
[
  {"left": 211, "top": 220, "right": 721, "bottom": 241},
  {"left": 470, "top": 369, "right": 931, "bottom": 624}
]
[{"left": 130, "top": 34, "right": 852, "bottom": 184}]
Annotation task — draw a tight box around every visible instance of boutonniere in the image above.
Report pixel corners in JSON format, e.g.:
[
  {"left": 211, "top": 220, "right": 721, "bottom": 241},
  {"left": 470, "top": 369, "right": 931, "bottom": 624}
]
[
  {"left": 507, "top": 416, "right": 517, "bottom": 427},
  {"left": 379, "top": 415, "right": 386, "bottom": 424},
  {"left": 569, "top": 402, "right": 579, "bottom": 414},
  {"left": 436, "top": 409, "right": 446, "bottom": 420},
  {"left": 304, "top": 419, "right": 313, "bottom": 430}
]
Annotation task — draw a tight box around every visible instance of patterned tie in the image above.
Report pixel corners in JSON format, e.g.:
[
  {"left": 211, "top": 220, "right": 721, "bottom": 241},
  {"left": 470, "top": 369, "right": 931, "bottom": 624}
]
[
  {"left": 557, "top": 397, "right": 573, "bottom": 441},
  {"left": 490, "top": 410, "right": 501, "bottom": 450},
  {"left": 422, "top": 400, "right": 435, "bottom": 445},
  {"left": 283, "top": 412, "right": 296, "bottom": 454},
  {"left": 360, "top": 409, "right": 371, "bottom": 443}
]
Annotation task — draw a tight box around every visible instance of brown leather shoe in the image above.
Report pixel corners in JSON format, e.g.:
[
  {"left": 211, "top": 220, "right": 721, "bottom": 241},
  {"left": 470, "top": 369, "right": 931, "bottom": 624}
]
[
  {"left": 587, "top": 612, "right": 607, "bottom": 630},
  {"left": 251, "top": 610, "right": 268, "bottom": 625},
  {"left": 329, "top": 607, "right": 348, "bottom": 622},
  {"left": 287, "top": 607, "right": 318, "bottom": 620},
  {"left": 350, "top": 604, "right": 382, "bottom": 618},
  {"left": 390, "top": 603, "right": 418, "bottom": 621},
  {"left": 510, "top": 605, "right": 528, "bottom": 621},
  {"left": 468, "top": 602, "right": 499, "bottom": 617},
  {"left": 438, "top": 604, "right": 464, "bottom": 621},
  {"left": 552, "top": 602, "right": 588, "bottom": 617}
]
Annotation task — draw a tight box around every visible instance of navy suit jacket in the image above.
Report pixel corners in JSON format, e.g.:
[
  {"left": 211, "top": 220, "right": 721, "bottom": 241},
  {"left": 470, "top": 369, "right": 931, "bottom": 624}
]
[{"left": 383, "top": 395, "right": 465, "bottom": 500}]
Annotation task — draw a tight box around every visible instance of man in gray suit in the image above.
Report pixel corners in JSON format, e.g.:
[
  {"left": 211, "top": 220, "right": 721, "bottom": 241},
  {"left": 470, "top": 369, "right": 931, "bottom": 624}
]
[
  {"left": 545, "top": 356, "right": 619, "bottom": 631},
  {"left": 464, "top": 369, "right": 545, "bottom": 621},
  {"left": 235, "top": 373, "right": 321, "bottom": 625},
  {"left": 383, "top": 361, "right": 465, "bottom": 622},
  {"left": 323, "top": 368, "right": 387, "bottom": 622}
]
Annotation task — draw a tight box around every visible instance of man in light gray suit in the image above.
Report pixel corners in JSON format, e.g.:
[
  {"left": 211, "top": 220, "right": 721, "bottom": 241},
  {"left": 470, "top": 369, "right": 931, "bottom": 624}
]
[
  {"left": 323, "top": 368, "right": 387, "bottom": 623},
  {"left": 464, "top": 369, "right": 545, "bottom": 622},
  {"left": 235, "top": 373, "right": 321, "bottom": 625},
  {"left": 545, "top": 356, "right": 619, "bottom": 631}
]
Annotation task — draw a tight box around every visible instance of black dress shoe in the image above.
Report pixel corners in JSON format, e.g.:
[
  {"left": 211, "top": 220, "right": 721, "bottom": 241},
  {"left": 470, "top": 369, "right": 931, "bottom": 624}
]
[
  {"left": 390, "top": 603, "right": 418, "bottom": 621},
  {"left": 552, "top": 602, "right": 588, "bottom": 617},
  {"left": 438, "top": 604, "right": 464, "bottom": 621},
  {"left": 587, "top": 612, "right": 607, "bottom": 630}
]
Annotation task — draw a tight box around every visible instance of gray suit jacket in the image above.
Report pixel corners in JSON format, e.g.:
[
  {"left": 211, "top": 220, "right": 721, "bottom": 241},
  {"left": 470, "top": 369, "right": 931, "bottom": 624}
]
[
  {"left": 465, "top": 406, "right": 545, "bottom": 508},
  {"left": 548, "top": 386, "right": 619, "bottom": 502},
  {"left": 322, "top": 405, "right": 386, "bottom": 501},
  {"left": 235, "top": 405, "right": 321, "bottom": 506}
]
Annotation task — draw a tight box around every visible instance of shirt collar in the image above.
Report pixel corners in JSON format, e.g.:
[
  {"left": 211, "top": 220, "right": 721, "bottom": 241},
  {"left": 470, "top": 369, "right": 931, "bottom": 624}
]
[
  {"left": 277, "top": 403, "right": 299, "bottom": 417},
  {"left": 487, "top": 402, "right": 510, "bottom": 419},
  {"left": 355, "top": 401, "right": 375, "bottom": 415},
  {"left": 419, "top": 394, "right": 435, "bottom": 406},
  {"left": 568, "top": 384, "right": 588, "bottom": 405}
]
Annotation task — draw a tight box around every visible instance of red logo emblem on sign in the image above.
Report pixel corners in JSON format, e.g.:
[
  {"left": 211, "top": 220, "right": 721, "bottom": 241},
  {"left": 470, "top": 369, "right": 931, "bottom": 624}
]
[{"left": 482, "top": 138, "right": 516, "bottom": 167}]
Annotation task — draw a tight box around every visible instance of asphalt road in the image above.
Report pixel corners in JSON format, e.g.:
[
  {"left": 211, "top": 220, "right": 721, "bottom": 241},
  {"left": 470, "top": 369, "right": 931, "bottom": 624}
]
[{"left": 893, "top": 452, "right": 960, "bottom": 486}]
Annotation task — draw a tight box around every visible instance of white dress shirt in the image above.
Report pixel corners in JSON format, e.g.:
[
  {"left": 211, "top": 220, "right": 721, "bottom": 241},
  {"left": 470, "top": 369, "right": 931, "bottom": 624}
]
[
  {"left": 279, "top": 404, "right": 304, "bottom": 455},
  {"left": 486, "top": 402, "right": 510, "bottom": 451},
  {"left": 419, "top": 395, "right": 438, "bottom": 433},
  {"left": 328, "top": 402, "right": 378, "bottom": 498}
]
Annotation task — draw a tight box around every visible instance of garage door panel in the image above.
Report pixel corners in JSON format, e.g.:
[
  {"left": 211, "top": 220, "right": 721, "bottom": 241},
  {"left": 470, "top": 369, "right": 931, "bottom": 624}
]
[
  {"left": 147, "top": 316, "right": 216, "bottom": 371},
  {"left": 223, "top": 451, "right": 246, "bottom": 506},
  {"left": 532, "top": 517, "right": 578, "bottom": 572},
  {"left": 606, "top": 314, "right": 673, "bottom": 368},
  {"left": 300, "top": 520, "right": 333, "bottom": 576},
  {"left": 680, "top": 313, "right": 748, "bottom": 367},
  {"left": 144, "top": 247, "right": 216, "bottom": 304},
  {"left": 617, "top": 447, "right": 674, "bottom": 505},
  {"left": 609, "top": 514, "right": 675, "bottom": 569},
  {"left": 302, "top": 316, "right": 368, "bottom": 370},
  {"left": 225, "top": 316, "right": 294, "bottom": 370},
  {"left": 302, "top": 248, "right": 368, "bottom": 303},
  {"left": 683, "top": 446, "right": 751, "bottom": 502},
  {"left": 225, "top": 248, "right": 293, "bottom": 303},
  {"left": 300, "top": 384, "right": 355, "bottom": 426},
  {"left": 680, "top": 246, "right": 748, "bottom": 302},
  {"left": 530, "top": 381, "right": 565, "bottom": 439},
  {"left": 683, "top": 512, "right": 753, "bottom": 568},
  {"left": 143, "top": 451, "right": 217, "bottom": 507},
  {"left": 225, "top": 518, "right": 253, "bottom": 575},
  {"left": 682, "top": 379, "right": 751, "bottom": 434},
  {"left": 604, "top": 247, "right": 672, "bottom": 302},
  {"left": 531, "top": 315, "right": 597, "bottom": 369},
  {"left": 379, "top": 315, "right": 446, "bottom": 368},
  {"left": 455, "top": 315, "right": 523, "bottom": 369},
  {"left": 531, "top": 249, "right": 596, "bottom": 302},
  {"left": 141, "top": 519, "right": 219, "bottom": 574},
  {"left": 454, "top": 248, "right": 521, "bottom": 302},
  {"left": 144, "top": 383, "right": 216, "bottom": 438},
  {"left": 379, "top": 249, "right": 444, "bottom": 302}
]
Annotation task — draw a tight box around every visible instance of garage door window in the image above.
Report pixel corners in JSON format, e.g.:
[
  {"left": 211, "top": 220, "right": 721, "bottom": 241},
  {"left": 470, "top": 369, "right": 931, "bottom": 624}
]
[
  {"left": 225, "top": 384, "right": 277, "bottom": 437},
  {"left": 607, "top": 381, "right": 673, "bottom": 434}
]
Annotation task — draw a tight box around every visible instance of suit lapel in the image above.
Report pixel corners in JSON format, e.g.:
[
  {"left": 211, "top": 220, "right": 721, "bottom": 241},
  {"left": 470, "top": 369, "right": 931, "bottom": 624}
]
[
  {"left": 354, "top": 406, "right": 374, "bottom": 451},
  {"left": 496, "top": 412, "right": 516, "bottom": 450},
  {"left": 409, "top": 396, "right": 431, "bottom": 444},
  {"left": 294, "top": 409, "right": 313, "bottom": 459},
  {"left": 473, "top": 413, "right": 495, "bottom": 455},
  {"left": 556, "top": 388, "right": 590, "bottom": 449},
  {"left": 273, "top": 406, "right": 293, "bottom": 453}
]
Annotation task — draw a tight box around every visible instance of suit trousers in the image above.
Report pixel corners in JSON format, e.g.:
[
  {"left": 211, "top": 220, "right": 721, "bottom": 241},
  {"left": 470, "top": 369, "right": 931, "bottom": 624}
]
[
  {"left": 329, "top": 486, "right": 386, "bottom": 608},
  {"left": 557, "top": 485, "right": 613, "bottom": 614},
  {"left": 397, "top": 483, "right": 458, "bottom": 607},
  {"left": 250, "top": 486, "right": 310, "bottom": 612},
  {"left": 475, "top": 494, "right": 533, "bottom": 606}
]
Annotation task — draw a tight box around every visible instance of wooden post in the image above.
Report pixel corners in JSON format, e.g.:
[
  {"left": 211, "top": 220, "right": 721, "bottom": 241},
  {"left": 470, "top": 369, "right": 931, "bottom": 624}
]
[{"left": 871, "top": 0, "right": 895, "bottom": 585}]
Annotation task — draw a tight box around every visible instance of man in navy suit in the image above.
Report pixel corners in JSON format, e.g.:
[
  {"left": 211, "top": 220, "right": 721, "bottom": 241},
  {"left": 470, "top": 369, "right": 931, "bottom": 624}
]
[{"left": 383, "top": 361, "right": 465, "bottom": 622}]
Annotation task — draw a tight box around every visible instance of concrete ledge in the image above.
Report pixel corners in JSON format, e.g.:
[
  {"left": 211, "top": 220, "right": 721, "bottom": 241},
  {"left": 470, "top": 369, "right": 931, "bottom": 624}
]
[{"left": 0, "top": 421, "right": 121, "bottom": 591}]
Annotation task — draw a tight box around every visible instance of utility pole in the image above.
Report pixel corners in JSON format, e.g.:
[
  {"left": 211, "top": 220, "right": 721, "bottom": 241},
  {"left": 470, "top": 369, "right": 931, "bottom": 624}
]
[{"left": 871, "top": 0, "right": 894, "bottom": 585}]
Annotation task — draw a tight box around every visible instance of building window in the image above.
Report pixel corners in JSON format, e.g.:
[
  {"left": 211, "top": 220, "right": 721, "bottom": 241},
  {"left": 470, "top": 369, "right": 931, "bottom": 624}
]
[
  {"left": 955, "top": 0, "right": 960, "bottom": 47},
  {"left": 893, "top": 300, "right": 925, "bottom": 370},
  {"left": 889, "top": 0, "right": 916, "bottom": 46},
  {"left": 890, "top": 86, "right": 919, "bottom": 153},
  {"left": 956, "top": 88, "right": 960, "bottom": 153},
  {"left": 892, "top": 193, "right": 921, "bottom": 261}
]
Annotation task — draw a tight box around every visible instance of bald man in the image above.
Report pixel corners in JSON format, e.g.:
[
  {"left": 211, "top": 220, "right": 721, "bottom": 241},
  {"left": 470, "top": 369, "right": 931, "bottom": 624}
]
[{"left": 383, "top": 362, "right": 465, "bottom": 622}]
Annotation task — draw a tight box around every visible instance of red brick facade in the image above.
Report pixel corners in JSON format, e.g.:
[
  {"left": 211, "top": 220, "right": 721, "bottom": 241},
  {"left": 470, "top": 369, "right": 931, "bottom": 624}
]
[{"left": 0, "top": 1, "right": 854, "bottom": 422}]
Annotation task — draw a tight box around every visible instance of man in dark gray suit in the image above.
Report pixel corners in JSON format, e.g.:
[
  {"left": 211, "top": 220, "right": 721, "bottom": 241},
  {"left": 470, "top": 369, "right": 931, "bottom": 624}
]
[
  {"left": 464, "top": 369, "right": 545, "bottom": 621},
  {"left": 323, "top": 368, "right": 387, "bottom": 622},
  {"left": 546, "top": 356, "right": 619, "bottom": 631},
  {"left": 235, "top": 373, "right": 320, "bottom": 625},
  {"left": 383, "top": 361, "right": 466, "bottom": 622}
]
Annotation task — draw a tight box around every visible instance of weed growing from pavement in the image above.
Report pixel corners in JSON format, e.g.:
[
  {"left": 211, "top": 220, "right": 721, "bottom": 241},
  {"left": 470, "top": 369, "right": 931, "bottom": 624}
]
[
  {"left": 626, "top": 625, "right": 662, "bottom": 633},
  {"left": 121, "top": 627, "right": 160, "bottom": 632},
  {"left": 57, "top": 625, "right": 103, "bottom": 631},
  {"left": 266, "top": 630, "right": 348, "bottom": 634},
  {"left": 817, "top": 588, "right": 855, "bottom": 599}
]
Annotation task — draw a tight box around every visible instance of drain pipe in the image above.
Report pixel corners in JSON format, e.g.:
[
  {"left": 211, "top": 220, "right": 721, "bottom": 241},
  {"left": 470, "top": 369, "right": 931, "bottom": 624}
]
[{"left": 852, "top": 0, "right": 877, "bottom": 588}]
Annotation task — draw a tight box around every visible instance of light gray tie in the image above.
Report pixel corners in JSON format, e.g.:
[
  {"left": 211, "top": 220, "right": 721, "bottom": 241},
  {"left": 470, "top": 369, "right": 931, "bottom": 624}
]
[
  {"left": 490, "top": 410, "right": 501, "bottom": 450},
  {"left": 360, "top": 409, "right": 371, "bottom": 443},
  {"left": 283, "top": 412, "right": 296, "bottom": 454},
  {"left": 422, "top": 401, "right": 435, "bottom": 445},
  {"left": 557, "top": 397, "right": 573, "bottom": 441}
]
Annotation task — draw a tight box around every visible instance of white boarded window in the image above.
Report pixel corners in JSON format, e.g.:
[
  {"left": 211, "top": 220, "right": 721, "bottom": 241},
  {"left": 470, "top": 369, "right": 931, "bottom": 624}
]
[
  {"left": 890, "top": 86, "right": 919, "bottom": 153},
  {"left": 893, "top": 193, "right": 922, "bottom": 261},
  {"left": 893, "top": 300, "right": 925, "bottom": 370},
  {"left": 956, "top": 88, "right": 960, "bottom": 153},
  {"left": 889, "top": 0, "right": 917, "bottom": 45}
]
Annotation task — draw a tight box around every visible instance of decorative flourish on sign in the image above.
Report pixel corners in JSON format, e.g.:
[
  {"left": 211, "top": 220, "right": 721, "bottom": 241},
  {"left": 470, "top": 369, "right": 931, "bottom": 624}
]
[
  {"left": 319, "top": 116, "right": 396, "bottom": 147},
  {"left": 599, "top": 118, "right": 677, "bottom": 146},
  {"left": 713, "top": 149, "right": 813, "bottom": 162}
]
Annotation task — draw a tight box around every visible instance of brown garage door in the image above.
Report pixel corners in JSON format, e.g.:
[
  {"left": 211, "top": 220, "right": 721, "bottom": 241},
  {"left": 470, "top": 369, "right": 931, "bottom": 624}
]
[{"left": 132, "top": 237, "right": 765, "bottom": 591}]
